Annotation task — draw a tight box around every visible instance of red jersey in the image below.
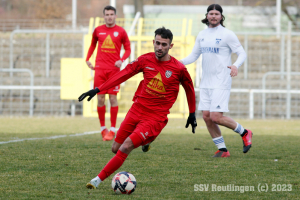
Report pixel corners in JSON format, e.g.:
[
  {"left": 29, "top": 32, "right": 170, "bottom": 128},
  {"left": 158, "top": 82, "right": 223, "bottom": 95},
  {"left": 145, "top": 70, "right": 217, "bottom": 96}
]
[
  {"left": 86, "top": 24, "right": 131, "bottom": 70},
  {"left": 98, "top": 52, "right": 196, "bottom": 120}
]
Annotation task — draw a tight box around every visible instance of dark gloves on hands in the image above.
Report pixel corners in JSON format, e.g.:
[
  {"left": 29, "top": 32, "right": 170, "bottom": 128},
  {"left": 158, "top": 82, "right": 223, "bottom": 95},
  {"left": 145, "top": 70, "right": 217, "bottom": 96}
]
[
  {"left": 78, "top": 88, "right": 100, "bottom": 102},
  {"left": 185, "top": 112, "right": 197, "bottom": 133}
]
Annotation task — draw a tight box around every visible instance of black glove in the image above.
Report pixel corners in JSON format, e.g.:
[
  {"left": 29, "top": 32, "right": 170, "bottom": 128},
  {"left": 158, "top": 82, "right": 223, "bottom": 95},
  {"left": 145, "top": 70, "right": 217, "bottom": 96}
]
[
  {"left": 78, "top": 88, "right": 100, "bottom": 102},
  {"left": 185, "top": 112, "right": 197, "bottom": 133}
]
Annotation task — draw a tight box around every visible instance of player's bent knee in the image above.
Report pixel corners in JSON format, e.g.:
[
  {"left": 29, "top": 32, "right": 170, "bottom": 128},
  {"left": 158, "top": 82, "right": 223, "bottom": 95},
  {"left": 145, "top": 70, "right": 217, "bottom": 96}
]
[
  {"left": 120, "top": 143, "right": 134, "bottom": 153},
  {"left": 210, "top": 116, "right": 221, "bottom": 124},
  {"left": 202, "top": 111, "right": 210, "bottom": 120},
  {"left": 203, "top": 115, "right": 210, "bottom": 122},
  {"left": 111, "top": 141, "right": 121, "bottom": 154},
  {"left": 119, "top": 138, "right": 135, "bottom": 154},
  {"left": 203, "top": 115, "right": 213, "bottom": 124},
  {"left": 111, "top": 147, "right": 118, "bottom": 154}
]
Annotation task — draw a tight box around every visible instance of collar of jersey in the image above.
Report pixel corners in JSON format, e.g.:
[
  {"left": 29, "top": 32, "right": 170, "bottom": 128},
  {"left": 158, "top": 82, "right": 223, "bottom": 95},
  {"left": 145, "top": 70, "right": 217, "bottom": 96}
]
[
  {"left": 208, "top": 24, "right": 222, "bottom": 30},
  {"left": 153, "top": 53, "right": 172, "bottom": 64},
  {"left": 104, "top": 24, "right": 117, "bottom": 29}
]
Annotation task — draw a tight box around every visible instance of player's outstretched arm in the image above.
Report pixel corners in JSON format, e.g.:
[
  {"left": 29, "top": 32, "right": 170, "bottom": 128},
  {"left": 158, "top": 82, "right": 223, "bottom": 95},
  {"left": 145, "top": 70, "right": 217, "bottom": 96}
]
[
  {"left": 185, "top": 112, "right": 197, "bottom": 133},
  {"left": 79, "top": 57, "right": 142, "bottom": 103},
  {"left": 78, "top": 88, "right": 100, "bottom": 102}
]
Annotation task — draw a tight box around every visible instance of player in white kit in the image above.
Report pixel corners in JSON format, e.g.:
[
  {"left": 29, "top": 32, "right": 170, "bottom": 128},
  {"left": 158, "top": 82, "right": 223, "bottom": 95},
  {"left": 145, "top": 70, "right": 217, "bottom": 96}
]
[{"left": 181, "top": 4, "right": 253, "bottom": 157}]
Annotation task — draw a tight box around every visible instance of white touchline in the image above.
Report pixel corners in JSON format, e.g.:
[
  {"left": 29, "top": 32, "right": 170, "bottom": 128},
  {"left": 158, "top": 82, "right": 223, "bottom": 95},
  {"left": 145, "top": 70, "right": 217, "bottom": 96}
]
[{"left": 0, "top": 131, "right": 101, "bottom": 145}]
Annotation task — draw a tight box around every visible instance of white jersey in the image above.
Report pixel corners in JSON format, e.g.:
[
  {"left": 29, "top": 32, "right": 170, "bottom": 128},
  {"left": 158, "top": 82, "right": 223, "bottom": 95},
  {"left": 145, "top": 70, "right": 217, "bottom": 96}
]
[{"left": 181, "top": 25, "right": 246, "bottom": 89}]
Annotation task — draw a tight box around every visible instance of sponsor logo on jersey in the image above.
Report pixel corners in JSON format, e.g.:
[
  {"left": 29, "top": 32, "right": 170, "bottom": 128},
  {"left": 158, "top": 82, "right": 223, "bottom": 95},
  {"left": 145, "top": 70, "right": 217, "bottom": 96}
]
[
  {"left": 99, "top": 32, "right": 106, "bottom": 35},
  {"left": 101, "top": 35, "right": 115, "bottom": 49},
  {"left": 146, "top": 88, "right": 165, "bottom": 98},
  {"left": 165, "top": 70, "right": 172, "bottom": 78},
  {"left": 146, "top": 66, "right": 155, "bottom": 70},
  {"left": 201, "top": 47, "right": 219, "bottom": 54},
  {"left": 113, "top": 86, "right": 120, "bottom": 92},
  {"left": 113, "top": 32, "right": 119, "bottom": 37},
  {"left": 140, "top": 132, "right": 146, "bottom": 140},
  {"left": 216, "top": 38, "right": 222, "bottom": 44},
  {"left": 147, "top": 72, "right": 166, "bottom": 93}
]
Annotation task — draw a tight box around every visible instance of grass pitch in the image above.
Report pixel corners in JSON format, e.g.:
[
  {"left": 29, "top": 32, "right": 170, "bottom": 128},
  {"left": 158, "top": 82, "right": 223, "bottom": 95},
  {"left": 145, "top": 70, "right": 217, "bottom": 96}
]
[{"left": 0, "top": 117, "right": 299, "bottom": 199}]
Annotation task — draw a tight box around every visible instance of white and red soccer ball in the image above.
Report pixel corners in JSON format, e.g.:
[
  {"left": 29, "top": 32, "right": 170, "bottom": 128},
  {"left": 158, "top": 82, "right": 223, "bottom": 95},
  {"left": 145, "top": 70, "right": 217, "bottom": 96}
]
[{"left": 111, "top": 171, "right": 137, "bottom": 195}]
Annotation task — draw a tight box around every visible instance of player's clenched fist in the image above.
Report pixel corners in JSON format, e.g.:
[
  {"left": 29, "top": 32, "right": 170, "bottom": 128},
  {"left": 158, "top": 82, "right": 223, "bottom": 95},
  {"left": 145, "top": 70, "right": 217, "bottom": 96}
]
[
  {"left": 78, "top": 88, "right": 100, "bottom": 102},
  {"left": 115, "top": 60, "right": 122, "bottom": 68},
  {"left": 86, "top": 61, "right": 95, "bottom": 70},
  {"left": 185, "top": 112, "right": 197, "bottom": 133}
]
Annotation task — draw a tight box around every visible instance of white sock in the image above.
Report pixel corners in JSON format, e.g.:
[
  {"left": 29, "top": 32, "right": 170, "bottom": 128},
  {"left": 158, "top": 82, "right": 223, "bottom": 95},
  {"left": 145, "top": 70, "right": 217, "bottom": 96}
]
[
  {"left": 110, "top": 127, "right": 116, "bottom": 133},
  {"left": 100, "top": 126, "right": 106, "bottom": 132},
  {"left": 234, "top": 122, "right": 245, "bottom": 135},
  {"left": 212, "top": 136, "right": 226, "bottom": 149},
  {"left": 91, "top": 176, "right": 102, "bottom": 187}
]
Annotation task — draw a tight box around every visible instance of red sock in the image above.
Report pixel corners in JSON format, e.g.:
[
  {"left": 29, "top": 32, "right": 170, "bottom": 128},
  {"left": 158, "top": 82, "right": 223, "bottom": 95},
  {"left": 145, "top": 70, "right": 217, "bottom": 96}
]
[
  {"left": 98, "top": 150, "right": 128, "bottom": 181},
  {"left": 97, "top": 105, "right": 106, "bottom": 127},
  {"left": 110, "top": 106, "right": 118, "bottom": 128}
]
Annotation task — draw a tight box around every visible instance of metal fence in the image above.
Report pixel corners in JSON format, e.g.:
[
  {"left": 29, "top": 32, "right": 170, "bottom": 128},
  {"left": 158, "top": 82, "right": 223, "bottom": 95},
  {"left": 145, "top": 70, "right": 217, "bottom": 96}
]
[
  {"left": 0, "top": 31, "right": 85, "bottom": 116},
  {"left": 1, "top": 19, "right": 300, "bottom": 118},
  {"left": 0, "top": 19, "right": 90, "bottom": 32}
]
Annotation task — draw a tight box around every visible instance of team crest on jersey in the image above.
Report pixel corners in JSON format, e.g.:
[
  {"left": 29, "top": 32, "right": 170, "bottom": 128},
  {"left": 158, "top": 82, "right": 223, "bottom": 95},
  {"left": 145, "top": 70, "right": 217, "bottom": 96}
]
[
  {"left": 201, "top": 38, "right": 204, "bottom": 42},
  {"left": 165, "top": 70, "right": 172, "bottom": 78},
  {"left": 216, "top": 38, "right": 221, "bottom": 44},
  {"left": 113, "top": 86, "right": 120, "bottom": 91},
  {"left": 113, "top": 32, "right": 119, "bottom": 37}
]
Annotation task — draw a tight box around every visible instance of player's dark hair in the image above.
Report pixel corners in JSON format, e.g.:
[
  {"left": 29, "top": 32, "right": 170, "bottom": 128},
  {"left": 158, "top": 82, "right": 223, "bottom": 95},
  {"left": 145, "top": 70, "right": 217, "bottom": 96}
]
[
  {"left": 103, "top": 5, "right": 116, "bottom": 14},
  {"left": 201, "top": 4, "right": 225, "bottom": 27},
  {"left": 154, "top": 27, "right": 173, "bottom": 43}
]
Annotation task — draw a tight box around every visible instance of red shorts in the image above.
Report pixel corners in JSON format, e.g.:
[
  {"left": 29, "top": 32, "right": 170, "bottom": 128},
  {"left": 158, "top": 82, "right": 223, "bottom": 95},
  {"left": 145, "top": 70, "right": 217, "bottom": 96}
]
[
  {"left": 94, "top": 68, "right": 120, "bottom": 95},
  {"left": 115, "top": 106, "right": 168, "bottom": 148}
]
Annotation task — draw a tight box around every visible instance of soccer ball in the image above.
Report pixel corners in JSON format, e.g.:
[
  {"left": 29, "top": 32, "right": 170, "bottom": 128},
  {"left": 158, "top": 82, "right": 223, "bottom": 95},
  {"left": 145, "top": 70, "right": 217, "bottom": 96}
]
[{"left": 111, "top": 171, "right": 137, "bottom": 195}]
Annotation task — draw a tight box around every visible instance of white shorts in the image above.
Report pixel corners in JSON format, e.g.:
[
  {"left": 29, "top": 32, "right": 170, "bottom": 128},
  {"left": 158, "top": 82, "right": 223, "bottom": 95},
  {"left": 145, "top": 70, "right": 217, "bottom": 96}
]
[{"left": 198, "top": 88, "right": 230, "bottom": 112}]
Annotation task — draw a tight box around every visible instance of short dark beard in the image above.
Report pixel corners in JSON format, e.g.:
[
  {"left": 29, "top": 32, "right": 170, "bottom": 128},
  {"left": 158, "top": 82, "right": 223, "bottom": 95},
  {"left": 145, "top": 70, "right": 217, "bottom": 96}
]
[
  {"left": 155, "top": 51, "right": 167, "bottom": 58},
  {"left": 209, "top": 23, "right": 220, "bottom": 27}
]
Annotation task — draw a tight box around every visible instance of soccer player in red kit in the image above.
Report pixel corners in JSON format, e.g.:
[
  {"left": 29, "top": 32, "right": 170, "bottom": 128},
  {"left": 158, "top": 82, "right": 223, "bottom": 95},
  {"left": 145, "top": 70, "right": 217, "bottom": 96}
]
[
  {"left": 79, "top": 27, "right": 197, "bottom": 189},
  {"left": 86, "top": 5, "right": 131, "bottom": 141}
]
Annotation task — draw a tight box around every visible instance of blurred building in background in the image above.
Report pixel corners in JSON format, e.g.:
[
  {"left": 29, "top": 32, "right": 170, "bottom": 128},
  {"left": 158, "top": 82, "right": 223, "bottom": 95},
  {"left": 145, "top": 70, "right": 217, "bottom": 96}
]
[{"left": 1, "top": 0, "right": 300, "bottom": 119}]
